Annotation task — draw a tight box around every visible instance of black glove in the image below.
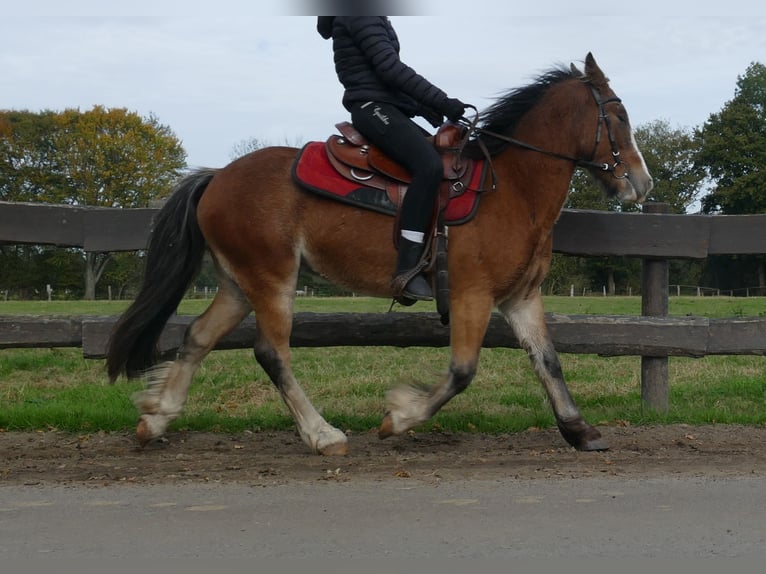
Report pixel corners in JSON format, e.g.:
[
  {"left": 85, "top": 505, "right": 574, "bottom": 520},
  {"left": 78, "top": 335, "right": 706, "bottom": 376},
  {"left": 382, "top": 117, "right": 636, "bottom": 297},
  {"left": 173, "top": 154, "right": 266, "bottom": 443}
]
[
  {"left": 442, "top": 98, "right": 467, "bottom": 122},
  {"left": 418, "top": 105, "right": 444, "bottom": 128}
]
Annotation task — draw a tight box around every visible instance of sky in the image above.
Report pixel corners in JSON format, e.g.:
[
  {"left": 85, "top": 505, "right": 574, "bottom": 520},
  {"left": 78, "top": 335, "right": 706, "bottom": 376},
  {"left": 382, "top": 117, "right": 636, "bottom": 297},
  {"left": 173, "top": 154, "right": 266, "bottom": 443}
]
[{"left": 3, "top": 0, "right": 765, "bottom": 168}]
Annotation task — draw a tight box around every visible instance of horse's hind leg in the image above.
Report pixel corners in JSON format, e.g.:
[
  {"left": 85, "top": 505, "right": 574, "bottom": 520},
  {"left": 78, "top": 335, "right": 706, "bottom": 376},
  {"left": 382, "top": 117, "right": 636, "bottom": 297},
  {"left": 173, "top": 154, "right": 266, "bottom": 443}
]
[
  {"left": 132, "top": 276, "right": 252, "bottom": 445},
  {"left": 251, "top": 298, "right": 349, "bottom": 456},
  {"left": 498, "top": 293, "right": 608, "bottom": 451}
]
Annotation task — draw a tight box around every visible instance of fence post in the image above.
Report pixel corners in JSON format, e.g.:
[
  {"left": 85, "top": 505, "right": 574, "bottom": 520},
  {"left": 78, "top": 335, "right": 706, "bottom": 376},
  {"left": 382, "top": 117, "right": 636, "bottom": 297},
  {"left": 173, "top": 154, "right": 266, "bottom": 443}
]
[{"left": 641, "top": 202, "right": 670, "bottom": 412}]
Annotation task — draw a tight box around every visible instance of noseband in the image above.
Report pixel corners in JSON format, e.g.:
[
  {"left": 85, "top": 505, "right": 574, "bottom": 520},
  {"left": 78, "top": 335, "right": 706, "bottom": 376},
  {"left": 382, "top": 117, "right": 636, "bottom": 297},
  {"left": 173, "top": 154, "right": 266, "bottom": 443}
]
[{"left": 463, "top": 81, "right": 631, "bottom": 187}]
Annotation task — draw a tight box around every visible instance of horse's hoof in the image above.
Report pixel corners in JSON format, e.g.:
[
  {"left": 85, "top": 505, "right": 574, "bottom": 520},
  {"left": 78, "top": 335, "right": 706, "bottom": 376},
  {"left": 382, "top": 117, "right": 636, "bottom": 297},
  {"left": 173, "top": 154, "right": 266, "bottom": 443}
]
[
  {"left": 557, "top": 419, "right": 609, "bottom": 451},
  {"left": 319, "top": 441, "right": 349, "bottom": 456},
  {"left": 313, "top": 427, "right": 349, "bottom": 456},
  {"left": 579, "top": 437, "right": 609, "bottom": 451},
  {"left": 378, "top": 413, "right": 395, "bottom": 439},
  {"left": 136, "top": 418, "right": 154, "bottom": 447}
]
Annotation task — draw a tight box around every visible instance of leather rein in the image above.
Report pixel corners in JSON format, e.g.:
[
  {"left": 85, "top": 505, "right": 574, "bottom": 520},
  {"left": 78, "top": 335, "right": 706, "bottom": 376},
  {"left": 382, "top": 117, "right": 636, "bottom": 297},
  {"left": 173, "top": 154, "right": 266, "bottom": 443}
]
[{"left": 456, "top": 82, "right": 630, "bottom": 190}]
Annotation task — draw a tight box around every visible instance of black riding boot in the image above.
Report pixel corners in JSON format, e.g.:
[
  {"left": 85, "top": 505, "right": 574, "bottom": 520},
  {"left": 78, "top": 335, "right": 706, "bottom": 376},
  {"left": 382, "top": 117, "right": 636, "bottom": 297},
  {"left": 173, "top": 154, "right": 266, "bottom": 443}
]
[{"left": 392, "top": 238, "right": 433, "bottom": 301}]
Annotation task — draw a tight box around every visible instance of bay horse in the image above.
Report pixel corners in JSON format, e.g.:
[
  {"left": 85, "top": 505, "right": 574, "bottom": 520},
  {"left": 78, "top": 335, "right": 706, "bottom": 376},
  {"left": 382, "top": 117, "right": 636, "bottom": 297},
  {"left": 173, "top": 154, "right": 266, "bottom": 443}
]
[{"left": 107, "top": 53, "right": 653, "bottom": 455}]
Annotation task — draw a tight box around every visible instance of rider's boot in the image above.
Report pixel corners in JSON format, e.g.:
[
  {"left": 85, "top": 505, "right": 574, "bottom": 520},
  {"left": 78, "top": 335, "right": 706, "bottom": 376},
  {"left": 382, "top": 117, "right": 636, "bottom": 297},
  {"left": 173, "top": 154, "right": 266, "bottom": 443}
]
[{"left": 392, "top": 237, "right": 433, "bottom": 302}]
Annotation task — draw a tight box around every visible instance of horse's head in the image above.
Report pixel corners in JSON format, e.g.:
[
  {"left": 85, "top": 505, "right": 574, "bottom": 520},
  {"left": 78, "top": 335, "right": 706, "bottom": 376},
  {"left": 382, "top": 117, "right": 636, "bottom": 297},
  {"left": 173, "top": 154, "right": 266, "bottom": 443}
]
[{"left": 571, "top": 53, "right": 653, "bottom": 204}]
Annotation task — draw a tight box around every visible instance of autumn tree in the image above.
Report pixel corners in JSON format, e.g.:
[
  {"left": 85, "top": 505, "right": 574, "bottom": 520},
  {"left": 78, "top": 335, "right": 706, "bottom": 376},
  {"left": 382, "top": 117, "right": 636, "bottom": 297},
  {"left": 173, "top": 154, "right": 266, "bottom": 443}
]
[
  {"left": 53, "top": 106, "right": 186, "bottom": 298},
  {"left": 51, "top": 106, "right": 186, "bottom": 208},
  {"left": 0, "top": 106, "right": 186, "bottom": 299}
]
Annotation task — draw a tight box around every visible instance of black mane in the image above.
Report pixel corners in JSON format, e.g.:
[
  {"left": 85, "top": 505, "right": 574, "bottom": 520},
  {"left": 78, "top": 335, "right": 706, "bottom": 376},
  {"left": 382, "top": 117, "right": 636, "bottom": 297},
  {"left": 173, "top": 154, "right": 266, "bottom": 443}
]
[{"left": 466, "top": 66, "right": 578, "bottom": 158}]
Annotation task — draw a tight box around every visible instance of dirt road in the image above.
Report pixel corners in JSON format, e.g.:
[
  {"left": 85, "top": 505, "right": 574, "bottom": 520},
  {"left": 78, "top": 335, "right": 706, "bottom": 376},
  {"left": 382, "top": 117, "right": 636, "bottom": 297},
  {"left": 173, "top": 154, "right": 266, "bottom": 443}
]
[
  {"left": 2, "top": 424, "right": 765, "bottom": 485},
  {"left": 3, "top": 424, "right": 766, "bottom": 558}
]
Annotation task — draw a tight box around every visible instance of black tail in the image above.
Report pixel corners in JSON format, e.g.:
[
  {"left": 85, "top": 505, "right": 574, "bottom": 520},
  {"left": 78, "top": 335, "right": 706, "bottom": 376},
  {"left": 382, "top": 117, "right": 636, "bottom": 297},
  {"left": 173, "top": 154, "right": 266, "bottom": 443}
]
[{"left": 106, "top": 168, "right": 217, "bottom": 381}]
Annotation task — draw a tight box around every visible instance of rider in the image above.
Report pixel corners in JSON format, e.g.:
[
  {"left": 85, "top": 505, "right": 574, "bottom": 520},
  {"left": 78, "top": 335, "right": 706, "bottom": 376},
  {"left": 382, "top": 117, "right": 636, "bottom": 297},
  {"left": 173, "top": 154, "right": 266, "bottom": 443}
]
[{"left": 318, "top": 16, "right": 468, "bottom": 302}]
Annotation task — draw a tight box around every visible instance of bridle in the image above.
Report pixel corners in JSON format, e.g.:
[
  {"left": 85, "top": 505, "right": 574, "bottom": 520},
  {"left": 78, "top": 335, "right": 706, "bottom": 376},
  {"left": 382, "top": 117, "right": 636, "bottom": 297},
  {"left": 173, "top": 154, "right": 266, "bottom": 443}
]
[
  {"left": 457, "top": 81, "right": 631, "bottom": 189},
  {"left": 583, "top": 85, "right": 630, "bottom": 179}
]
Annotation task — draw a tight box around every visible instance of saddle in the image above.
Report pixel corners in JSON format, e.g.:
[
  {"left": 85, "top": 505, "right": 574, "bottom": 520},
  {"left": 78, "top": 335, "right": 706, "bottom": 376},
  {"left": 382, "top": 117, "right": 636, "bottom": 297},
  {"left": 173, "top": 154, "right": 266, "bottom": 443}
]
[{"left": 325, "top": 122, "right": 476, "bottom": 215}]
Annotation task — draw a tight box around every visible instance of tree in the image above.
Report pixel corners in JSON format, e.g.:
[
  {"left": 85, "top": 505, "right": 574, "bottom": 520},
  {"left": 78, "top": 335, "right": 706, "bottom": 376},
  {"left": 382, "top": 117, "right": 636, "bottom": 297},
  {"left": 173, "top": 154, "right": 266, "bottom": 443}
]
[
  {"left": 229, "top": 136, "right": 303, "bottom": 162},
  {"left": 51, "top": 106, "right": 186, "bottom": 208},
  {"left": 696, "top": 62, "right": 766, "bottom": 291},
  {"left": 634, "top": 120, "right": 704, "bottom": 213},
  {"left": 697, "top": 62, "right": 766, "bottom": 215},
  {"left": 230, "top": 137, "right": 268, "bottom": 161},
  {"left": 0, "top": 106, "right": 187, "bottom": 299},
  {"left": 0, "top": 110, "right": 65, "bottom": 202},
  {"left": 101, "top": 252, "right": 146, "bottom": 300}
]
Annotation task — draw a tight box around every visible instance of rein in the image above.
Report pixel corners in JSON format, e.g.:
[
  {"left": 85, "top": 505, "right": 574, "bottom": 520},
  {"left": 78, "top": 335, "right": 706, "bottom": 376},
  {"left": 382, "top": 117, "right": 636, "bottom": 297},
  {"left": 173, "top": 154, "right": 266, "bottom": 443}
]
[{"left": 459, "top": 82, "right": 630, "bottom": 188}]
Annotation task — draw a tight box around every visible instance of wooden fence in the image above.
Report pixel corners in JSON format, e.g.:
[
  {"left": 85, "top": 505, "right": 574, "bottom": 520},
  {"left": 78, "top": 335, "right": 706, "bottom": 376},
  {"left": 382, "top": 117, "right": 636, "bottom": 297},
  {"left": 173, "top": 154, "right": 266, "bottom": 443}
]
[{"left": 2, "top": 200, "right": 766, "bottom": 412}]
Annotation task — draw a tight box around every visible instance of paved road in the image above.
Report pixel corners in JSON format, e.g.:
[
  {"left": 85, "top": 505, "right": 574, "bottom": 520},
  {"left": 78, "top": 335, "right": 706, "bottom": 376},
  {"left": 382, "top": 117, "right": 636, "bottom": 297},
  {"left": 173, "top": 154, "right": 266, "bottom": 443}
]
[{"left": 1, "top": 476, "right": 765, "bottom": 558}]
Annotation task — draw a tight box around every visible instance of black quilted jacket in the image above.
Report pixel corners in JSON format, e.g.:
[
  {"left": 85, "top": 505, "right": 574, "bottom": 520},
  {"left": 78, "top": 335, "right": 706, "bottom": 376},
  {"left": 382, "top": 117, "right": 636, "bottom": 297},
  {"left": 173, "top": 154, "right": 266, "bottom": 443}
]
[{"left": 317, "top": 16, "right": 450, "bottom": 123}]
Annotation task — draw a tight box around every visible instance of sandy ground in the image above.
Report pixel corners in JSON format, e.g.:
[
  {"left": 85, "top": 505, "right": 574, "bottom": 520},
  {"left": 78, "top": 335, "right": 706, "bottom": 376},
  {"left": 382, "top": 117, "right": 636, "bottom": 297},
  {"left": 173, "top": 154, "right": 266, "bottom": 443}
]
[{"left": 2, "top": 423, "right": 765, "bottom": 486}]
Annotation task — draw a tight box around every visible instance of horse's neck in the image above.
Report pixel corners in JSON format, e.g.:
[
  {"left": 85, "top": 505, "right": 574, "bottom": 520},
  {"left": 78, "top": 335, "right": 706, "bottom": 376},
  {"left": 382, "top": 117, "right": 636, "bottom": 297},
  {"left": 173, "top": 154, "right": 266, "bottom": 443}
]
[{"left": 496, "top": 147, "right": 575, "bottom": 227}]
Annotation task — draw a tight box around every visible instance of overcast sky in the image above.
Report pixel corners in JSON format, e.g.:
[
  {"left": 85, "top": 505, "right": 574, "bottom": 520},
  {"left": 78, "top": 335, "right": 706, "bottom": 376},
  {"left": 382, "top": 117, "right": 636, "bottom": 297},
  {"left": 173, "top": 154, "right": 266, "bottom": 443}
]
[{"left": 3, "top": 0, "right": 765, "bottom": 168}]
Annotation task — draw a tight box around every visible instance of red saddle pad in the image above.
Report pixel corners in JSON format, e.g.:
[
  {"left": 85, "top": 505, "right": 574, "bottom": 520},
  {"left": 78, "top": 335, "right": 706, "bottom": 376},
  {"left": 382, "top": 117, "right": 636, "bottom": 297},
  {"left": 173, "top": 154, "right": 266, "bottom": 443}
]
[{"left": 292, "top": 142, "right": 485, "bottom": 225}]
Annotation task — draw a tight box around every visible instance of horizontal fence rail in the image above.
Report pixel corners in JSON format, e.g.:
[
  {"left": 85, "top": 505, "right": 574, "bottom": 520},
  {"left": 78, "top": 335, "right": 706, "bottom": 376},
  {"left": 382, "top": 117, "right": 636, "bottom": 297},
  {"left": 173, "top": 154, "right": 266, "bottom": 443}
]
[
  {"left": 1, "top": 313, "right": 765, "bottom": 358},
  {"left": 3, "top": 200, "right": 766, "bottom": 257}
]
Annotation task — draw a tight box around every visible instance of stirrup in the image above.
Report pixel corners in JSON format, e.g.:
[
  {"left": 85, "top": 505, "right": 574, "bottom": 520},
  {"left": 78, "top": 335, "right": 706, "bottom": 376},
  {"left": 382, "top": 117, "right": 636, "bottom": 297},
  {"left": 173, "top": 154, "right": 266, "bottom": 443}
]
[
  {"left": 391, "top": 267, "right": 432, "bottom": 303},
  {"left": 401, "top": 273, "right": 433, "bottom": 301}
]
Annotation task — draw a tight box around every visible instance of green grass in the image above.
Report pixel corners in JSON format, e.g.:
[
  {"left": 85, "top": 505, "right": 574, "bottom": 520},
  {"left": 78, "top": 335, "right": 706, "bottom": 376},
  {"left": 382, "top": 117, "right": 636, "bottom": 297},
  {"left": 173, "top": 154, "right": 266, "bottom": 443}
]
[
  {"left": 2, "top": 294, "right": 764, "bottom": 317},
  {"left": 0, "top": 297, "right": 394, "bottom": 316},
  {"left": 1, "top": 296, "right": 765, "bottom": 433}
]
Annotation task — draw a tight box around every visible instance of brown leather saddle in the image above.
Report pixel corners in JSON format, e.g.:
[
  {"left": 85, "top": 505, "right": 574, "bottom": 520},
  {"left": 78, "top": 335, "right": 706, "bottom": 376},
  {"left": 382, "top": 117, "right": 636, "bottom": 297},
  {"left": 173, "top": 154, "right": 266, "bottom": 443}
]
[{"left": 325, "top": 121, "right": 475, "bottom": 214}]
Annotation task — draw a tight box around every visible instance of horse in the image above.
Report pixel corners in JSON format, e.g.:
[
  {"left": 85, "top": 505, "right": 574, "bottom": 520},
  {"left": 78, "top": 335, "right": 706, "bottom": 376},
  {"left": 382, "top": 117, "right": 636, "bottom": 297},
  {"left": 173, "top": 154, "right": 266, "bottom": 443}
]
[{"left": 106, "top": 53, "right": 653, "bottom": 456}]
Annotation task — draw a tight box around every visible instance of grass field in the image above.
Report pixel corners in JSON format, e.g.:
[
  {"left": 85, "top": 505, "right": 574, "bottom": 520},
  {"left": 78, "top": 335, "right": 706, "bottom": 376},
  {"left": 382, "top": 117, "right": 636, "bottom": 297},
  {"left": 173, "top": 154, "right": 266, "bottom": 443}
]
[
  {"left": 1, "top": 296, "right": 764, "bottom": 434},
  {"left": 2, "top": 294, "right": 766, "bottom": 317}
]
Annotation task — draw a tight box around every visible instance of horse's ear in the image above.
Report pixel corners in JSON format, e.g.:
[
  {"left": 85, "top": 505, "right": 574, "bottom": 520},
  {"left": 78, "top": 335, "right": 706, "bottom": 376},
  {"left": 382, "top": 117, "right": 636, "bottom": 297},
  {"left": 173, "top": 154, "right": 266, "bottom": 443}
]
[
  {"left": 570, "top": 63, "right": 583, "bottom": 77},
  {"left": 584, "top": 52, "right": 609, "bottom": 88}
]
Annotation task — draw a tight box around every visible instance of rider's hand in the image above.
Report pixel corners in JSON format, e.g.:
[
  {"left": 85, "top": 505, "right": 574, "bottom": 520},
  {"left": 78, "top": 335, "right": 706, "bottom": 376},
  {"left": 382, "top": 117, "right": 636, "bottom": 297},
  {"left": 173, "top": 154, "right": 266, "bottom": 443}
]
[{"left": 443, "top": 98, "right": 467, "bottom": 122}]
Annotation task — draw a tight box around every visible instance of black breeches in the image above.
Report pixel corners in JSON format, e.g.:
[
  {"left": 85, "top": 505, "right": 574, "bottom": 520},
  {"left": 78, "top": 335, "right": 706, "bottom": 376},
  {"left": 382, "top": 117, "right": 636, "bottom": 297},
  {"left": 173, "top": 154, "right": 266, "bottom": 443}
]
[{"left": 350, "top": 101, "right": 442, "bottom": 233}]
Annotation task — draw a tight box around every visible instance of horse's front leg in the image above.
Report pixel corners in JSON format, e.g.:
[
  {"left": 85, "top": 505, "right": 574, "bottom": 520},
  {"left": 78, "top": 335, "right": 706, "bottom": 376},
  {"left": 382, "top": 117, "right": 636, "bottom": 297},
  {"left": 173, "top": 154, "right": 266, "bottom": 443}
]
[
  {"left": 499, "top": 293, "right": 608, "bottom": 451},
  {"left": 379, "top": 294, "right": 493, "bottom": 438}
]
